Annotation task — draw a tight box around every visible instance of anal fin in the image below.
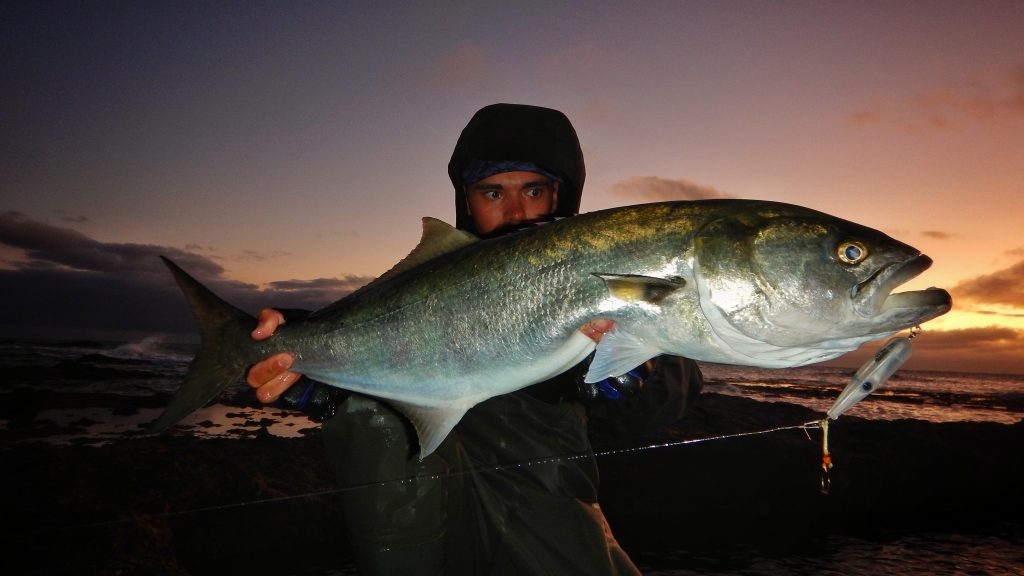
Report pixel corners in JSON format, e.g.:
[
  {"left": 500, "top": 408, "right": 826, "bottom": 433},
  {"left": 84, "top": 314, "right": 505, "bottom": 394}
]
[{"left": 390, "top": 401, "right": 471, "bottom": 460}]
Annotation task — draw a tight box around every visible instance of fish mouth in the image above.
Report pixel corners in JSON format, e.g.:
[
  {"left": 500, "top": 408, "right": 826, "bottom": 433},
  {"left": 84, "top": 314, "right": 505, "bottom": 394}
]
[{"left": 853, "top": 254, "right": 952, "bottom": 322}]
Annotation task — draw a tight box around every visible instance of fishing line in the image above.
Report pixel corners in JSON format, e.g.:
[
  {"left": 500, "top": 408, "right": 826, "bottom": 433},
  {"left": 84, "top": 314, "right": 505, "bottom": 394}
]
[
  {"left": 28, "top": 419, "right": 824, "bottom": 536},
  {"left": 33, "top": 320, "right": 925, "bottom": 537}
]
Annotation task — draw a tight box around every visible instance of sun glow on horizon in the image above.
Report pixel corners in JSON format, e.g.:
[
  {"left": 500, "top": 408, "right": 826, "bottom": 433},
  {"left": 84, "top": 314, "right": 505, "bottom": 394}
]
[{"left": 929, "top": 308, "right": 1024, "bottom": 332}]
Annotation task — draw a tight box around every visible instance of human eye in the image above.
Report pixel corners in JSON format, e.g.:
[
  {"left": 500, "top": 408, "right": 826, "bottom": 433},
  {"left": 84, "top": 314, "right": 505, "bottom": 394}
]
[
  {"left": 483, "top": 189, "right": 502, "bottom": 200},
  {"left": 524, "top": 186, "right": 546, "bottom": 198}
]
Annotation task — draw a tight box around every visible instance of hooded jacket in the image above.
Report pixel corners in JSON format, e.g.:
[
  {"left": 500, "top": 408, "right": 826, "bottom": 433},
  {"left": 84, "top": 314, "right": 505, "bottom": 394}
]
[{"left": 448, "top": 103, "right": 586, "bottom": 232}]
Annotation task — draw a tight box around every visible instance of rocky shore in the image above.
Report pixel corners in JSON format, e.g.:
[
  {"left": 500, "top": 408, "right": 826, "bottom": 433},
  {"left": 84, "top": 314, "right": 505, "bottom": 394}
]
[{"left": 6, "top": 392, "right": 1021, "bottom": 575}]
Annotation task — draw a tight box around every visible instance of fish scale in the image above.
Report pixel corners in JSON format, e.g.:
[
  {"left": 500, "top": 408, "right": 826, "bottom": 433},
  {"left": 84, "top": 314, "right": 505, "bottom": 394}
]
[{"left": 153, "top": 200, "right": 951, "bottom": 458}]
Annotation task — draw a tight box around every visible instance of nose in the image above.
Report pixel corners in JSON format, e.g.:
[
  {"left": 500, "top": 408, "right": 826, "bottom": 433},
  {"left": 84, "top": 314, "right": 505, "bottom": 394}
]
[{"left": 504, "top": 196, "right": 526, "bottom": 222}]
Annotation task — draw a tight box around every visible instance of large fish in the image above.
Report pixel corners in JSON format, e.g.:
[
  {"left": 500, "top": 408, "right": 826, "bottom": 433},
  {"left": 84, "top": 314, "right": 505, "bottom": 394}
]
[{"left": 153, "top": 200, "right": 951, "bottom": 456}]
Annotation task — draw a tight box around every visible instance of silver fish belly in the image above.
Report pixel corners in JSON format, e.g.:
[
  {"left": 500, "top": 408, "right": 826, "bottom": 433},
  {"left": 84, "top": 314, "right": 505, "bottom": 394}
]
[{"left": 153, "top": 200, "right": 951, "bottom": 457}]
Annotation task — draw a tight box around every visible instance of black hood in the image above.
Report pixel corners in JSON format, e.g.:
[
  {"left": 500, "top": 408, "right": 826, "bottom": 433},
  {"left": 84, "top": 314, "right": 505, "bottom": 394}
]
[{"left": 449, "top": 103, "right": 585, "bottom": 232}]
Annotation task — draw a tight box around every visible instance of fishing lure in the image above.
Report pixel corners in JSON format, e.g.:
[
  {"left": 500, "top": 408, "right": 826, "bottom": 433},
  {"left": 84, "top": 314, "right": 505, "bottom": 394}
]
[
  {"left": 817, "top": 329, "right": 918, "bottom": 493},
  {"left": 826, "top": 331, "right": 916, "bottom": 420}
]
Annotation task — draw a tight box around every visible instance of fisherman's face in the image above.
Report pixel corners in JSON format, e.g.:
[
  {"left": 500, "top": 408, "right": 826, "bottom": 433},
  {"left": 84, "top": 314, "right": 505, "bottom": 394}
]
[{"left": 465, "top": 171, "right": 559, "bottom": 235}]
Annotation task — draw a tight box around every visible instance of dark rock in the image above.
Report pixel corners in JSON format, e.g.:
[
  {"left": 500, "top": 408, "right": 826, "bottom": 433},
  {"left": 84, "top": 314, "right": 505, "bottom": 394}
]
[{"left": 5, "top": 392, "right": 1020, "bottom": 574}]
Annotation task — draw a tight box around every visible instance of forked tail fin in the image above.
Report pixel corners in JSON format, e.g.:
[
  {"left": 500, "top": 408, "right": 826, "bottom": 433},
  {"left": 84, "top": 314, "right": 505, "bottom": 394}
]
[{"left": 150, "top": 256, "right": 257, "bottom": 433}]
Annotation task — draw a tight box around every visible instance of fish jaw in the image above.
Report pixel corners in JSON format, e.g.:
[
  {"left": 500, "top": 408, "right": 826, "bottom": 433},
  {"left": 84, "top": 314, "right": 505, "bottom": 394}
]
[
  {"left": 852, "top": 254, "right": 952, "bottom": 329},
  {"left": 689, "top": 205, "right": 952, "bottom": 365}
]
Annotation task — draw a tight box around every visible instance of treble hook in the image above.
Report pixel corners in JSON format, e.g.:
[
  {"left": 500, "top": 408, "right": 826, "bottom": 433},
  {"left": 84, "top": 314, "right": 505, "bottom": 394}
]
[{"left": 819, "top": 419, "right": 832, "bottom": 495}]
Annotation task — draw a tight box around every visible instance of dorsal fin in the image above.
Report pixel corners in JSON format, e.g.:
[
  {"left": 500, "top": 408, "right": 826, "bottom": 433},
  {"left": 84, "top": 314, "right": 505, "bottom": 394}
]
[{"left": 351, "top": 217, "right": 478, "bottom": 296}]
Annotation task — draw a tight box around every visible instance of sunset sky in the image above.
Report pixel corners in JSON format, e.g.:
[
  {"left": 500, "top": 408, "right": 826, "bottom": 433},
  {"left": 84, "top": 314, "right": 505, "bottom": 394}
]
[{"left": 3, "top": 1, "right": 1023, "bottom": 374}]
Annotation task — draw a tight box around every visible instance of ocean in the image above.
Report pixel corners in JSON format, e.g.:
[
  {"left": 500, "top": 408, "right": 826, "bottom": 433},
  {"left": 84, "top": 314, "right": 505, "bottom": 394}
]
[
  {"left": 3, "top": 336, "right": 1020, "bottom": 446},
  {"left": 698, "top": 363, "right": 1024, "bottom": 426},
  {"left": 4, "top": 337, "right": 1022, "bottom": 575}
]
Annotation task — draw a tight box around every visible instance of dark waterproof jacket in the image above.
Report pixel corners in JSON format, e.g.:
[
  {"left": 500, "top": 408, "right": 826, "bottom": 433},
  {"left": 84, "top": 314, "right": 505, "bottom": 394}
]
[{"left": 278, "top": 103, "right": 703, "bottom": 575}]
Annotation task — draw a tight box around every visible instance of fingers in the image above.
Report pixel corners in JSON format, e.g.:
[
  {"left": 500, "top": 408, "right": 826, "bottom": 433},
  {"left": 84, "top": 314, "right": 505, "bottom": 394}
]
[
  {"left": 246, "top": 352, "right": 294, "bottom": 387},
  {"left": 255, "top": 370, "right": 303, "bottom": 404},
  {"left": 580, "top": 319, "right": 615, "bottom": 343},
  {"left": 251, "top": 308, "right": 286, "bottom": 340},
  {"left": 246, "top": 352, "right": 300, "bottom": 403},
  {"left": 248, "top": 309, "right": 300, "bottom": 403}
]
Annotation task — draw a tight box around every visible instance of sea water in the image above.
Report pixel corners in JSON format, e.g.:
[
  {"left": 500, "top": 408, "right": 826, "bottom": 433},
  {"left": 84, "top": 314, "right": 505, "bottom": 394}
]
[
  {"left": 0, "top": 336, "right": 323, "bottom": 444},
  {"left": 699, "top": 363, "right": 1024, "bottom": 425},
  {"left": 2, "top": 337, "right": 1022, "bottom": 575},
  {"left": 2, "top": 337, "right": 1020, "bottom": 446}
]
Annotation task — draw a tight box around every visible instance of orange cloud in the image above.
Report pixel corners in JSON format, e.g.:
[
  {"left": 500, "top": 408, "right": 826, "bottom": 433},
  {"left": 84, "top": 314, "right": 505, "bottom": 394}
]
[
  {"left": 904, "top": 326, "right": 1024, "bottom": 374},
  {"left": 925, "top": 63, "right": 1024, "bottom": 120},
  {"left": 234, "top": 249, "right": 293, "bottom": 262},
  {"left": 830, "top": 325, "right": 1024, "bottom": 375},
  {"left": 848, "top": 109, "right": 883, "bottom": 126},
  {"left": 906, "top": 326, "right": 1022, "bottom": 349},
  {"left": 952, "top": 259, "right": 1024, "bottom": 308},
  {"left": 849, "top": 63, "right": 1024, "bottom": 131},
  {"left": 921, "top": 230, "right": 954, "bottom": 240},
  {"left": 609, "top": 176, "right": 729, "bottom": 201},
  {"left": 415, "top": 44, "right": 488, "bottom": 87}
]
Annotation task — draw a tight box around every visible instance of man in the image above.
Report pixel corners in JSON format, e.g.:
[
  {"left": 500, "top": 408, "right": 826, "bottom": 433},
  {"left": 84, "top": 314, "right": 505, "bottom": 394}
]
[{"left": 247, "top": 104, "right": 703, "bottom": 575}]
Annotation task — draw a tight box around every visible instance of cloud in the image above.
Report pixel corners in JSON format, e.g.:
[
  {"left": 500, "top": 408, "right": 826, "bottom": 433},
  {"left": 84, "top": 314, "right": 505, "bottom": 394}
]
[
  {"left": 0, "top": 210, "right": 221, "bottom": 279},
  {"left": 849, "top": 63, "right": 1024, "bottom": 131},
  {"left": 234, "top": 249, "right": 293, "bottom": 262},
  {"left": 905, "top": 325, "right": 1024, "bottom": 375},
  {"left": 952, "top": 259, "right": 1024, "bottom": 308},
  {"left": 415, "top": 44, "right": 488, "bottom": 87},
  {"left": 0, "top": 212, "right": 369, "bottom": 338},
  {"left": 919, "top": 63, "right": 1024, "bottom": 120},
  {"left": 264, "top": 275, "right": 376, "bottom": 311},
  {"left": 905, "top": 326, "right": 1022, "bottom": 349},
  {"left": 54, "top": 211, "right": 90, "bottom": 224},
  {"left": 975, "top": 309, "right": 1024, "bottom": 319},
  {"left": 268, "top": 277, "right": 371, "bottom": 292},
  {"left": 829, "top": 325, "right": 1024, "bottom": 375},
  {"left": 902, "top": 326, "right": 1024, "bottom": 374},
  {"left": 920, "top": 230, "right": 953, "bottom": 240},
  {"left": 609, "top": 176, "right": 730, "bottom": 202},
  {"left": 848, "top": 109, "right": 882, "bottom": 127}
]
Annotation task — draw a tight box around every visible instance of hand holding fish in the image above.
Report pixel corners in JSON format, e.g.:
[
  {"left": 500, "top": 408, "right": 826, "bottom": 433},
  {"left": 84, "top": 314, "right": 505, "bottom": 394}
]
[
  {"left": 247, "top": 308, "right": 301, "bottom": 403},
  {"left": 245, "top": 308, "right": 617, "bottom": 404}
]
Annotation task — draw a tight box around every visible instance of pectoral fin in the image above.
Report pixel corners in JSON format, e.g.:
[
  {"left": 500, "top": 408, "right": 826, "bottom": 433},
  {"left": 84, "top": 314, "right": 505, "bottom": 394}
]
[
  {"left": 594, "top": 273, "right": 686, "bottom": 304},
  {"left": 390, "top": 401, "right": 471, "bottom": 459},
  {"left": 584, "top": 328, "right": 661, "bottom": 383}
]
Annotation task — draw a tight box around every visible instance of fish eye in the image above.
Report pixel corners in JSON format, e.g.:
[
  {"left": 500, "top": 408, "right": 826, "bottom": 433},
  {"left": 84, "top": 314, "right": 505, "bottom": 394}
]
[{"left": 837, "top": 241, "right": 868, "bottom": 264}]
